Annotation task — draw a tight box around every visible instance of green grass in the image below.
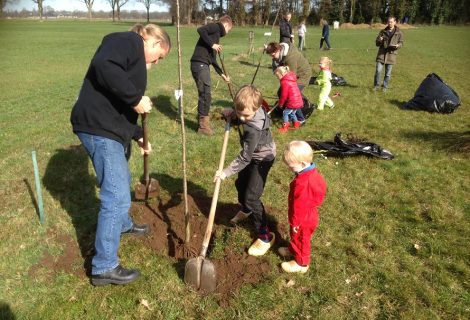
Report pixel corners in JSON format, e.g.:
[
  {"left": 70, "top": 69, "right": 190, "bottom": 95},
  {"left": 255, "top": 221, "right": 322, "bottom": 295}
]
[{"left": 1, "top": 20, "right": 469, "bottom": 319}]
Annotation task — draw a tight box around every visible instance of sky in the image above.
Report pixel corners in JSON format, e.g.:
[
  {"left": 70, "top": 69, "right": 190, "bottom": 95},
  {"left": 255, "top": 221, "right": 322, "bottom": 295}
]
[{"left": 5, "top": 0, "right": 169, "bottom": 12}]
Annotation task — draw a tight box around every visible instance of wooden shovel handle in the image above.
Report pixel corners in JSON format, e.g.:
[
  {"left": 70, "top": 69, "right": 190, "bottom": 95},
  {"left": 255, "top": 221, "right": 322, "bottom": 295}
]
[
  {"left": 200, "top": 121, "right": 230, "bottom": 257},
  {"left": 218, "top": 52, "right": 235, "bottom": 100}
]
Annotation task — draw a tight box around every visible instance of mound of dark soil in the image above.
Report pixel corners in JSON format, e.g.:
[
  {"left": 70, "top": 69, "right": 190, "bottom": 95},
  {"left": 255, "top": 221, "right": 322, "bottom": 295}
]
[{"left": 30, "top": 193, "right": 286, "bottom": 306}]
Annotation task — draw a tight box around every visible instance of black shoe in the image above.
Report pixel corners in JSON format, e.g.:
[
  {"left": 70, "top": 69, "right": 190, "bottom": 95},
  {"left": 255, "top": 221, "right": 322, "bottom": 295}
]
[
  {"left": 91, "top": 265, "right": 140, "bottom": 286},
  {"left": 121, "top": 223, "right": 149, "bottom": 236}
]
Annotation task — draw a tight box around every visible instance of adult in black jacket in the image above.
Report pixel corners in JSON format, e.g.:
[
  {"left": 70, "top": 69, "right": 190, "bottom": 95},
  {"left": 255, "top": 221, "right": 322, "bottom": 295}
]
[
  {"left": 320, "top": 19, "right": 331, "bottom": 50},
  {"left": 70, "top": 24, "right": 171, "bottom": 286},
  {"left": 279, "top": 12, "right": 294, "bottom": 43},
  {"left": 190, "top": 15, "right": 233, "bottom": 135}
]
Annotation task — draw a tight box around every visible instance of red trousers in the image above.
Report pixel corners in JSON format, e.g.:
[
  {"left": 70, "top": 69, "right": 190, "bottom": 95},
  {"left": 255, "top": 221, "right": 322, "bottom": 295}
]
[{"left": 288, "top": 215, "right": 319, "bottom": 266}]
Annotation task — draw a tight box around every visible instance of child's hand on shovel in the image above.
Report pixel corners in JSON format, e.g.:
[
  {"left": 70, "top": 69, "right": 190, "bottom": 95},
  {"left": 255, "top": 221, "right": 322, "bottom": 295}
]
[
  {"left": 213, "top": 170, "right": 227, "bottom": 182},
  {"left": 137, "top": 138, "right": 152, "bottom": 155},
  {"left": 221, "top": 74, "right": 231, "bottom": 83},
  {"left": 221, "top": 108, "right": 235, "bottom": 120}
]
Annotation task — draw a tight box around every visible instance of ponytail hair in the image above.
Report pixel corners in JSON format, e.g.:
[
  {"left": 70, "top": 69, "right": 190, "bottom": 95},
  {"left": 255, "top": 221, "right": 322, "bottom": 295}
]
[{"left": 130, "top": 23, "right": 172, "bottom": 52}]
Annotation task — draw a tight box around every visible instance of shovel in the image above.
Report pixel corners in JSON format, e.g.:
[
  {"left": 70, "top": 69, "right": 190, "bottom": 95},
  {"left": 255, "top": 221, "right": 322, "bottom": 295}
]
[
  {"left": 134, "top": 113, "right": 159, "bottom": 200},
  {"left": 184, "top": 121, "right": 230, "bottom": 292},
  {"left": 218, "top": 52, "right": 235, "bottom": 100}
]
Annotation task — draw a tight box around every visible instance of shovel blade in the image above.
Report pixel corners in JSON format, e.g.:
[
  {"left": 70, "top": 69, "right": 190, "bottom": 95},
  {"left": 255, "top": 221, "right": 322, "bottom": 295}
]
[
  {"left": 199, "top": 259, "right": 217, "bottom": 293},
  {"left": 184, "top": 256, "right": 202, "bottom": 289},
  {"left": 184, "top": 257, "right": 217, "bottom": 292},
  {"left": 134, "top": 178, "right": 159, "bottom": 200}
]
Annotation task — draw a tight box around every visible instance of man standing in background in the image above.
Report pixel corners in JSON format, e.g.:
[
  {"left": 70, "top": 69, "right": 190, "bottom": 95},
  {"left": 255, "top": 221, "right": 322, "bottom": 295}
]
[{"left": 373, "top": 16, "right": 404, "bottom": 92}]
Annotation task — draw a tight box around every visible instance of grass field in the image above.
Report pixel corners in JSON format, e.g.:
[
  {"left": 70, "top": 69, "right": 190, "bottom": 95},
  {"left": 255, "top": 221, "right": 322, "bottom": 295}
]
[{"left": 0, "top": 20, "right": 469, "bottom": 319}]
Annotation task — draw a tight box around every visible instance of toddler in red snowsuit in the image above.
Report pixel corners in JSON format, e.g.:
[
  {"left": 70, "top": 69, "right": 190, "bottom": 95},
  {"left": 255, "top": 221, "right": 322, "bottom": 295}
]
[
  {"left": 279, "top": 140, "right": 327, "bottom": 273},
  {"left": 275, "top": 66, "right": 304, "bottom": 133}
]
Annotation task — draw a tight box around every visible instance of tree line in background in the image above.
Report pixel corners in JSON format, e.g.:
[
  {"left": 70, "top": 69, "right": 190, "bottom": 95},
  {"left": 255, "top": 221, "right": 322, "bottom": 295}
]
[{"left": 2, "top": 0, "right": 469, "bottom": 24}]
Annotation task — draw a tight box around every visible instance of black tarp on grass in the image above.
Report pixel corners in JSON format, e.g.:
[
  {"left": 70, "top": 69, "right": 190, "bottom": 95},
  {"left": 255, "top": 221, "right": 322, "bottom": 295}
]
[
  {"left": 307, "top": 133, "right": 394, "bottom": 159},
  {"left": 402, "top": 73, "right": 460, "bottom": 113}
]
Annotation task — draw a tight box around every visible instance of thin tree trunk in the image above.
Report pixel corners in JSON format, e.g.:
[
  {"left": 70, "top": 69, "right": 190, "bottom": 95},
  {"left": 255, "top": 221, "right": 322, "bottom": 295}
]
[
  {"left": 175, "top": 0, "right": 190, "bottom": 245},
  {"left": 350, "top": 0, "right": 355, "bottom": 22},
  {"left": 37, "top": 1, "right": 43, "bottom": 19},
  {"left": 187, "top": 0, "right": 192, "bottom": 25}
]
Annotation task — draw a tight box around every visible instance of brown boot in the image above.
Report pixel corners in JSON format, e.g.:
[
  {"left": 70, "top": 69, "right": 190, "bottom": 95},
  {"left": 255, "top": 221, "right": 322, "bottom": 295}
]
[{"left": 197, "top": 116, "right": 214, "bottom": 136}]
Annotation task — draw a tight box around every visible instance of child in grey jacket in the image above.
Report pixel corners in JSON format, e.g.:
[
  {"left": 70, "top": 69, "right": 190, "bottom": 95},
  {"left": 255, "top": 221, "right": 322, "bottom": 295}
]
[{"left": 215, "top": 85, "right": 276, "bottom": 256}]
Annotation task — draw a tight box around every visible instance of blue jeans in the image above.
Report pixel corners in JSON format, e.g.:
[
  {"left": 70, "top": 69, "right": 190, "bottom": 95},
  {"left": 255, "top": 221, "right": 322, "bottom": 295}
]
[
  {"left": 320, "top": 36, "right": 331, "bottom": 49},
  {"left": 283, "top": 108, "right": 298, "bottom": 123},
  {"left": 277, "top": 85, "right": 306, "bottom": 122},
  {"left": 374, "top": 62, "right": 393, "bottom": 88},
  {"left": 76, "top": 132, "right": 133, "bottom": 275}
]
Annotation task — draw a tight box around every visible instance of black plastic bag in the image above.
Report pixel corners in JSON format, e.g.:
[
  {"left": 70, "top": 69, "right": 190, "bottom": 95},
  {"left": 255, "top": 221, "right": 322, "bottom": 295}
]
[
  {"left": 402, "top": 73, "right": 460, "bottom": 113},
  {"left": 307, "top": 133, "right": 394, "bottom": 160},
  {"left": 331, "top": 73, "right": 347, "bottom": 86},
  {"left": 309, "top": 73, "right": 347, "bottom": 86},
  {"left": 272, "top": 94, "right": 316, "bottom": 120}
]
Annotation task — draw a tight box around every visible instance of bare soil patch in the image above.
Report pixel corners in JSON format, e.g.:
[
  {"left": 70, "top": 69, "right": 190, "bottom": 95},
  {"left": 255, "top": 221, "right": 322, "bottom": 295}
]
[{"left": 29, "top": 193, "right": 285, "bottom": 306}]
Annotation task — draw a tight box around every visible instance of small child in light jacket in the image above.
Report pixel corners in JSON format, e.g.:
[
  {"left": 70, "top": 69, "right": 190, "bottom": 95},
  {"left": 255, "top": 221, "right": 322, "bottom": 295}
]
[
  {"left": 315, "top": 56, "right": 334, "bottom": 110},
  {"left": 279, "top": 141, "right": 327, "bottom": 273},
  {"left": 298, "top": 20, "right": 307, "bottom": 51}
]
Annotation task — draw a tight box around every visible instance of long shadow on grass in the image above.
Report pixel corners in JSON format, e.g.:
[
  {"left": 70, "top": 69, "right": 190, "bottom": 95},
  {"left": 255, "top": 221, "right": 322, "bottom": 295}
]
[
  {"left": 238, "top": 60, "right": 271, "bottom": 69},
  {"left": 151, "top": 95, "right": 199, "bottom": 133},
  {"left": 389, "top": 99, "right": 408, "bottom": 109},
  {"left": 43, "top": 145, "right": 98, "bottom": 276},
  {"left": 212, "top": 99, "right": 234, "bottom": 109},
  {"left": 23, "top": 178, "right": 40, "bottom": 220},
  {"left": 401, "top": 129, "right": 470, "bottom": 154},
  {"left": 0, "top": 301, "right": 15, "bottom": 320},
  {"left": 150, "top": 173, "right": 235, "bottom": 226}
]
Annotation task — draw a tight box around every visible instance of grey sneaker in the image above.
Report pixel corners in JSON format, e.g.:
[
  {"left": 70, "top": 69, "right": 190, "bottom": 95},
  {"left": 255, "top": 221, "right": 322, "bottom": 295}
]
[
  {"left": 230, "top": 211, "right": 251, "bottom": 225},
  {"left": 373, "top": 86, "right": 380, "bottom": 91}
]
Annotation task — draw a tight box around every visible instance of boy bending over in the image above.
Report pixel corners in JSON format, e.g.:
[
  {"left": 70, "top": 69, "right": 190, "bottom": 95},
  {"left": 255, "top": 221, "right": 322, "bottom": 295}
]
[{"left": 215, "top": 85, "right": 276, "bottom": 256}]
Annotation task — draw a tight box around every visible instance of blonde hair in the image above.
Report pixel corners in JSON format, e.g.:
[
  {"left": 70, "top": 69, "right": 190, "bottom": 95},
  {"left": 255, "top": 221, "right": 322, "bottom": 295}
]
[
  {"left": 234, "top": 85, "right": 263, "bottom": 113},
  {"left": 319, "top": 56, "right": 332, "bottom": 68},
  {"left": 219, "top": 15, "right": 233, "bottom": 28},
  {"left": 275, "top": 66, "right": 290, "bottom": 78},
  {"left": 130, "top": 23, "right": 172, "bottom": 52},
  {"left": 283, "top": 141, "right": 313, "bottom": 165}
]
